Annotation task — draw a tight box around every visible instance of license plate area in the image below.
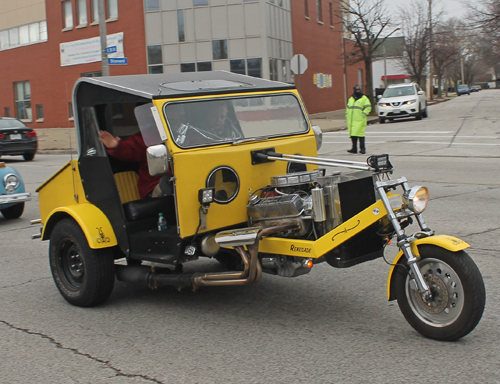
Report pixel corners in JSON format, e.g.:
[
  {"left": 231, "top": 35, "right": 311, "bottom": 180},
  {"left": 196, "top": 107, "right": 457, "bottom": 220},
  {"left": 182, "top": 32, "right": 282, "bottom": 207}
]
[
  {"left": 392, "top": 109, "right": 400, "bottom": 114},
  {"left": 10, "top": 134, "right": 22, "bottom": 140}
]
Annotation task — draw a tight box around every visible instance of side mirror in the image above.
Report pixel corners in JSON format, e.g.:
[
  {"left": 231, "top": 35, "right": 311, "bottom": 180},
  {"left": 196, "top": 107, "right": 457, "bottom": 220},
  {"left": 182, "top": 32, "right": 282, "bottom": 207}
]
[
  {"left": 312, "top": 125, "right": 323, "bottom": 150},
  {"left": 146, "top": 144, "right": 170, "bottom": 176},
  {"left": 377, "top": 95, "right": 382, "bottom": 100},
  {"left": 417, "top": 91, "right": 424, "bottom": 95}
]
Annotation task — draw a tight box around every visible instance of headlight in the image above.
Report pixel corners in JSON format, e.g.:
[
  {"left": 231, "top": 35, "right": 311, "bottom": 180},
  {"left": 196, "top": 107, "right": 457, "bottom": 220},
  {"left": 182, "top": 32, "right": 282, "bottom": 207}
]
[
  {"left": 403, "top": 186, "right": 429, "bottom": 214},
  {"left": 312, "top": 125, "right": 323, "bottom": 150},
  {"left": 378, "top": 103, "right": 389, "bottom": 107},
  {"left": 403, "top": 99, "right": 417, "bottom": 105},
  {"left": 4, "top": 173, "right": 19, "bottom": 194}
]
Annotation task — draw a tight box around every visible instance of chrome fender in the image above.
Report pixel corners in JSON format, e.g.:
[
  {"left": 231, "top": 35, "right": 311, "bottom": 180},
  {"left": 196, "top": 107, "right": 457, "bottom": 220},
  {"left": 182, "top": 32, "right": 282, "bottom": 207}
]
[{"left": 387, "top": 235, "right": 470, "bottom": 300}]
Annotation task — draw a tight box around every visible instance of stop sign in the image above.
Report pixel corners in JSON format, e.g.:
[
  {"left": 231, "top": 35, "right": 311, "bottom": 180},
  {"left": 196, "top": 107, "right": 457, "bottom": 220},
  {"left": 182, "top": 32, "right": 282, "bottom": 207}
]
[{"left": 291, "top": 54, "right": 308, "bottom": 75}]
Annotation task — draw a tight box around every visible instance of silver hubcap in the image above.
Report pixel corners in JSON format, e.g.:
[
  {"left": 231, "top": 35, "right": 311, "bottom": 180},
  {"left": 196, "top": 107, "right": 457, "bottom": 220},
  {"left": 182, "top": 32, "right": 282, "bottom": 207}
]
[{"left": 406, "top": 258, "right": 464, "bottom": 327}]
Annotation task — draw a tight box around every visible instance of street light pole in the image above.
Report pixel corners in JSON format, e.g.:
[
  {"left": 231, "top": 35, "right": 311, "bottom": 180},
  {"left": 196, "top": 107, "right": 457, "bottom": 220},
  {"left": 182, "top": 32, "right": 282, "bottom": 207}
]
[
  {"left": 427, "top": 0, "right": 433, "bottom": 100},
  {"left": 98, "top": 0, "right": 109, "bottom": 76}
]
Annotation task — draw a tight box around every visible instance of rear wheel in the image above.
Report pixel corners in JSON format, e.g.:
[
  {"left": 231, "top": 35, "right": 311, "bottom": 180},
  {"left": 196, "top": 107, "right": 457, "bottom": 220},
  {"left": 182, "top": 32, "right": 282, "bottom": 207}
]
[
  {"left": 49, "top": 218, "right": 115, "bottom": 307},
  {"left": 1, "top": 203, "right": 25, "bottom": 219},
  {"left": 23, "top": 153, "right": 35, "bottom": 161},
  {"left": 394, "top": 245, "right": 485, "bottom": 341}
]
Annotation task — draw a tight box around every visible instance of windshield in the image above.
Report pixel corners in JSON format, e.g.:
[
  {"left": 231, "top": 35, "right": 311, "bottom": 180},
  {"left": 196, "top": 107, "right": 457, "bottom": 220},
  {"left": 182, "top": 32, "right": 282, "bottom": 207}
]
[
  {"left": 458, "top": 85, "right": 468, "bottom": 89},
  {"left": 164, "top": 94, "right": 308, "bottom": 148},
  {"left": 0, "top": 119, "right": 27, "bottom": 129},
  {"left": 382, "top": 86, "right": 416, "bottom": 98}
]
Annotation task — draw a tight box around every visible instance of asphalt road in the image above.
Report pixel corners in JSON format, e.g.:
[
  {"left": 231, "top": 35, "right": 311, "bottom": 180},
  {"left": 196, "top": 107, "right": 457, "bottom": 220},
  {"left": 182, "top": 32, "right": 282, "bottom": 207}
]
[{"left": 1, "top": 90, "right": 499, "bottom": 383}]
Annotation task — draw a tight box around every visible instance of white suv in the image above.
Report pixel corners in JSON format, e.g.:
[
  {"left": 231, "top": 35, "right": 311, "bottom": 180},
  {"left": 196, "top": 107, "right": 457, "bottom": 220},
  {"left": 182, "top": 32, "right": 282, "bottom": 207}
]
[{"left": 377, "top": 83, "right": 428, "bottom": 123}]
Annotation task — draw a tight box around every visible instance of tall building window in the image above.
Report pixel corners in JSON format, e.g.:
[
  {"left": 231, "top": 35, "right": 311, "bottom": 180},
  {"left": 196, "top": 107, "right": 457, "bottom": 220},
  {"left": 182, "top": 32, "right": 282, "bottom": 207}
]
[
  {"left": 181, "top": 63, "right": 195, "bottom": 72},
  {"left": 247, "top": 58, "right": 262, "bottom": 78},
  {"left": 194, "top": 0, "right": 209, "bottom": 6},
  {"left": 4, "top": 107, "right": 11, "bottom": 117},
  {"left": 305, "top": 0, "right": 309, "bottom": 17},
  {"left": 107, "top": 0, "right": 118, "bottom": 19},
  {"left": 91, "top": 0, "right": 99, "bottom": 22},
  {"left": 197, "top": 62, "right": 212, "bottom": 71},
  {"left": 269, "top": 58, "right": 278, "bottom": 80},
  {"left": 317, "top": 0, "right": 322, "bottom": 22},
  {"left": 14, "top": 81, "right": 32, "bottom": 121},
  {"left": 81, "top": 71, "right": 102, "bottom": 77},
  {"left": 329, "top": 2, "right": 333, "bottom": 25},
  {"left": 177, "top": 10, "right": 185, "bottom": 42},
  {"left": 62, "top": 1, "right": 74, "bottom": 29},
  {"left": 77, "top": 0, "right": 88, "bottom": 26},
  {"left": 19, "top": 26, "right": 29, "bottom": 45},
  {"left": 147, "top": 45, "right": 163, "bottom": 73},
  {"left": 212, "top": 40, "right": 228, "bottom": 60},
  {"left": 145, "top": 0, "right": 160, "bottom": 11},
  {"left": 230, "top": 59, "right": 246, "bottom": 75},
  {"left": 36, "top": 105, "right": 44, "bottom": 121},
  {"left": 68, "top": 102, "right": 74, "bottom": 119},
  {"left": 358, "top": 68, "right": 364, "bottom": 90}
]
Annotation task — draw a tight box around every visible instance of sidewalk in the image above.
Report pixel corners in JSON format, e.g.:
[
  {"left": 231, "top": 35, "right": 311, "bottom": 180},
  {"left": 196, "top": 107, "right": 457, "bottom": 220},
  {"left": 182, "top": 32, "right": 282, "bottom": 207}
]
[{"left": 35, "top": 98, "right": 450, "bottom": 153}]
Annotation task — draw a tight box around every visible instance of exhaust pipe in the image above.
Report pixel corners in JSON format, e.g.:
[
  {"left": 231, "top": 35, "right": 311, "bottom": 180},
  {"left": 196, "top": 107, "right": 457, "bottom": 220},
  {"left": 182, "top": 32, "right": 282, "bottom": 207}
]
[{"left": 115, "top": 223, "right": 297, "bottom": 291}]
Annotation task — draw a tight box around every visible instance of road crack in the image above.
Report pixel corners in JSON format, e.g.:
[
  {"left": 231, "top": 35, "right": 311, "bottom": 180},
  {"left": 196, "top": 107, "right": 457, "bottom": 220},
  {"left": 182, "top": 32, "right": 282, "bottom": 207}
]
[
  {"left": 462, "top": 227, "right": 500, "bottom": 238},
  {"left": 0, "top": 320, "right": 164, "bottom": 384}
]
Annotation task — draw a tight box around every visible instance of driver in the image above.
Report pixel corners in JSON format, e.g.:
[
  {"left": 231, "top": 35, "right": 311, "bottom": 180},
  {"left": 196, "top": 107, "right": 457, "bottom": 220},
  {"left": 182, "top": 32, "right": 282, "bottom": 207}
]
[{"left": 180, "top": 101, "right": 242, "bottom": 145}]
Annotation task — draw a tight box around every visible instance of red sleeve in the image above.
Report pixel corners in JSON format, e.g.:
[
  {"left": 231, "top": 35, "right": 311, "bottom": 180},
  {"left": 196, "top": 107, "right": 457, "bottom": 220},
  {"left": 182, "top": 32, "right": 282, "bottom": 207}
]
[{"left": 106, "top": 132, "right": 147, "bottom": 163}]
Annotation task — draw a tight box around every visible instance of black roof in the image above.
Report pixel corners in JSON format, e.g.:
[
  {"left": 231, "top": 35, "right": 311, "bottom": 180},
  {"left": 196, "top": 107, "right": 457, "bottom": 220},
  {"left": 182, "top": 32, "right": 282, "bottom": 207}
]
[{"left": 74, "top": 71, "right": 295, "bottom": 100}]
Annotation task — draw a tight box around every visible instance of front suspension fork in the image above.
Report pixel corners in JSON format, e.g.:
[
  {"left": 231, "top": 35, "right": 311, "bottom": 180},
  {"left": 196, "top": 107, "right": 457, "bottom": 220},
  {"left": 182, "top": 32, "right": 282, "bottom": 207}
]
[{"left": 375, "top": 179, "right": 431, "bottom": 299}]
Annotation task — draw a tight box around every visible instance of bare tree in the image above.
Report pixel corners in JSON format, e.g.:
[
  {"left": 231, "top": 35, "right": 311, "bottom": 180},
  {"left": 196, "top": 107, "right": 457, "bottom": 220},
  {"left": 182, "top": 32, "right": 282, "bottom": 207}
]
[
  {"left": 338, "top": 0, "right": 400, "bottom": 105},
  {"left": 432, "top": 20, "right": 461, "bottom": 97},
  {"left": 468, "top": 0, "right": 500, "bottom": 82},
  {"left": 397, "top": 2, "right": 431, "bottom": 88}
]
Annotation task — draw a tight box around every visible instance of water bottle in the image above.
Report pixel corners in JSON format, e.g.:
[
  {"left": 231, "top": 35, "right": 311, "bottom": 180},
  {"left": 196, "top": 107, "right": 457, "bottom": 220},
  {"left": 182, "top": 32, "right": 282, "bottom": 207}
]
[{"left": 157, "top": 213, "right": 167, "bottom": 231}]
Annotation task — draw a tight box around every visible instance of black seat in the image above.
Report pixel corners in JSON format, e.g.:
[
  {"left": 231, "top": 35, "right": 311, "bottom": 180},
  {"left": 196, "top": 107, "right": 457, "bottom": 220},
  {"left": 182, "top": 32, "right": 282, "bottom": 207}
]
[{"left": 122, "top": 196, "right": 175, "bottom": 222}]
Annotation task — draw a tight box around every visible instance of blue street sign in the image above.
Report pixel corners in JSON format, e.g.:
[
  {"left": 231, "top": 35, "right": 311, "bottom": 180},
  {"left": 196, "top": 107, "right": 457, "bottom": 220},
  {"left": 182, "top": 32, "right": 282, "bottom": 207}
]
[
  {"left": 108, "top": 58, "right": 127, "bottom": 65},
  {"left": 106, "top": 46, "right": 117, "bottom": 54}
]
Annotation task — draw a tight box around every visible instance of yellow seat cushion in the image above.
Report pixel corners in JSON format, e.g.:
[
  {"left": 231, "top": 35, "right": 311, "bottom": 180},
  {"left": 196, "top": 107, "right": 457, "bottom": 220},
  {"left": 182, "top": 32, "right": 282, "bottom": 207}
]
[{"left": 114, "top": 171, "right": 140, "bottom": 204}]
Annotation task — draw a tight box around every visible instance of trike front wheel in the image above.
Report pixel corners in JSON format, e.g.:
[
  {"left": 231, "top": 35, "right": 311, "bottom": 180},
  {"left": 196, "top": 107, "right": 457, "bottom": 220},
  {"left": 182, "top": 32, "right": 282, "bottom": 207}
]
[
  {"left": 394, "top": 245, "right": 485, "bottom": 341},
  {"left": 49, "top": 218, "right": 115, "bottom": 307}
]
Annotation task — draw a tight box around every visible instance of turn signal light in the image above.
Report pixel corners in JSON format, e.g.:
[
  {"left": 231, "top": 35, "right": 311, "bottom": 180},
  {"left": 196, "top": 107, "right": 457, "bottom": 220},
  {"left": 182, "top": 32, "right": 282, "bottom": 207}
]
[{"left": 306, "top": 259, "right": 313, "bottom": 268}]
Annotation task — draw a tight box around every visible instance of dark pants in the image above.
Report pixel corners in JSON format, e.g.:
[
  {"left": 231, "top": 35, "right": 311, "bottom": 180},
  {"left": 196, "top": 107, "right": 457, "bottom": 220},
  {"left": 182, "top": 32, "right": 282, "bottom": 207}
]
[{"left": 349, "top": 136, "right": 365, "bottom": 153}]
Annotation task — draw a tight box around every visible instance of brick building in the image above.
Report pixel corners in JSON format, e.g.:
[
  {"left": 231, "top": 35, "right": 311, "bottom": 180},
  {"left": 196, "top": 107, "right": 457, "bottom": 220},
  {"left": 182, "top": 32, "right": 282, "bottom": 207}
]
[{"left": 0, "top": 0, "right": 364, "bottom": 128}]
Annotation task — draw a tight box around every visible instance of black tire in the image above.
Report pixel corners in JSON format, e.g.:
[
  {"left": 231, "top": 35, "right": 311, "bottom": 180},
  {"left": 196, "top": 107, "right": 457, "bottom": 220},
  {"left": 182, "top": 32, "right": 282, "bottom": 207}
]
[
  {"left": 415, "top": 106, "right": 423, "bottom": 120},
  {"left": 379, "top": 117, "right": 386, "bottom": 124},
  {"left": 49, "top": 218, "right": 115, "bottom": 307},
  {"left": 23, "top": 153, "right": 35, "bottom": 161},
  {"left": 1, "top": 203, "right": 25, "bottom": 219},
  {"left": 394, "top": 245, "right": 485, "bottom": 341},
  {"left": 422, "top": 104, "right": 428, "bottom": 118}
]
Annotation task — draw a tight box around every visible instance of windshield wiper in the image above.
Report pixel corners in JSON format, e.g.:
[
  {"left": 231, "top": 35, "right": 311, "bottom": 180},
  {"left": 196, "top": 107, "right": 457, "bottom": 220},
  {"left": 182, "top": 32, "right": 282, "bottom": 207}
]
[{"left": 232, "top": 137, "right": 268, "bottom": 145}]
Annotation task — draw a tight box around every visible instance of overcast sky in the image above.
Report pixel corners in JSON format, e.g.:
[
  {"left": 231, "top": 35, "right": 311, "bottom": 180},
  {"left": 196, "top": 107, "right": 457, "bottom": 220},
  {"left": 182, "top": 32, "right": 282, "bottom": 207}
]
[{"left": 383, "top": 0, "right": 468, "bottom": 20}]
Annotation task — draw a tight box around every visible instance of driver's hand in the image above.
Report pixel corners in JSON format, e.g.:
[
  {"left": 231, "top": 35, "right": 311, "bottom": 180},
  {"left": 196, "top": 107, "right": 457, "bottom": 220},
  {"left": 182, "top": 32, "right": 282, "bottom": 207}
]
[{"left": 98, "top": 130, "right": 120, "bottom": 148}]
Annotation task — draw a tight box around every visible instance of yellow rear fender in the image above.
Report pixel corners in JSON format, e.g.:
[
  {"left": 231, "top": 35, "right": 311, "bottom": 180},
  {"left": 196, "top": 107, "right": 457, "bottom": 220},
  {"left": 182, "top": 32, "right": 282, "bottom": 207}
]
[
  {"left": 387, "top": 235, "right": 470, "bottom": 300},
  {"left": 42, "top": 203, "right": 118, "bottom": 249}
]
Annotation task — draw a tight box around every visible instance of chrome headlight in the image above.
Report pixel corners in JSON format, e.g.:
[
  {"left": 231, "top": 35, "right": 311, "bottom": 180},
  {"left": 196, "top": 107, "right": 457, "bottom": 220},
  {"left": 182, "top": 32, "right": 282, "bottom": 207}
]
[
  {"left": 403, "top": 186, "right": 429, "bottom": 214},
  {"left": 379, "top": 103, "right": 389, "bottom": 107},
  {"left": 312, "top": 125, "right": 323, "bottom": 150},
  {"left": 4, "top": 173, "right": 20, "bottom": 194}
]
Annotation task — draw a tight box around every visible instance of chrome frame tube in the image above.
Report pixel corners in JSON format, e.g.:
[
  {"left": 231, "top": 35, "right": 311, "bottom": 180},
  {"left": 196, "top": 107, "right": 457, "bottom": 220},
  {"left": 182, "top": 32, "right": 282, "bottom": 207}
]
[
  {"left": 265, "top": 155, "right": 371, "bottom": 171},
  {"left": 375, "top": 181, "right": 430, "bottom": 297}
]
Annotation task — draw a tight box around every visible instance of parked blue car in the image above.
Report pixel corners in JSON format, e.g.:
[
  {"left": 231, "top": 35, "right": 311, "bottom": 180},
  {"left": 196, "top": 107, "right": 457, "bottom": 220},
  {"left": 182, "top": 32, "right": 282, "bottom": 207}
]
[
  {"left": 0, "top": 162, "right": 31, "bottom": 219},
  {"left": 457, "top": 84, "right": 471, "bottom": 96}
]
